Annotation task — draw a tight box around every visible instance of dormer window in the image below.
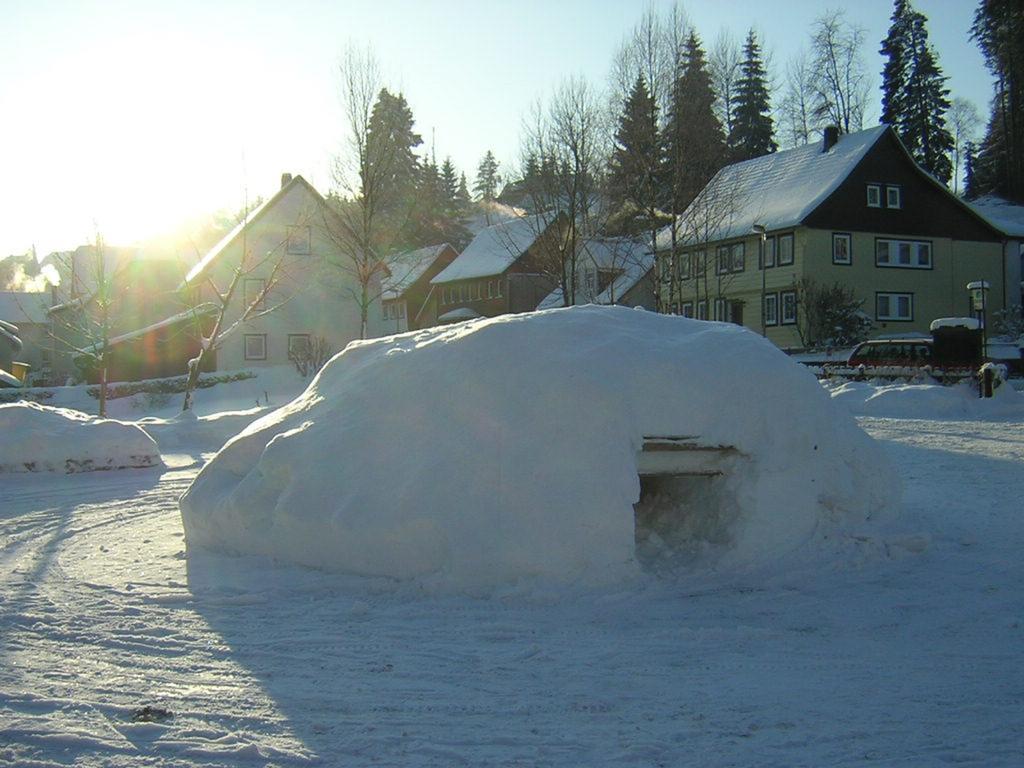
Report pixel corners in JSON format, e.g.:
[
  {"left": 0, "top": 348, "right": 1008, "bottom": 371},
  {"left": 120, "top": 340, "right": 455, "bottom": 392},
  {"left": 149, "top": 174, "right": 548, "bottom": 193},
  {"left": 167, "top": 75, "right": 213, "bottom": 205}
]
[
  {"left": 886, "top": 185, "right": 902, "bottom": 209},
  {"left": 866, "top": 184, "right": 881, "bottom": 208}
]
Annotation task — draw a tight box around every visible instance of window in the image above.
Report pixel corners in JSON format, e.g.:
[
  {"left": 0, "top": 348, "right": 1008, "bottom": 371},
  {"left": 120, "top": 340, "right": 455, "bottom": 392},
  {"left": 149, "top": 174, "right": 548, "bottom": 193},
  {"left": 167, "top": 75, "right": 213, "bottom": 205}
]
[
  {"left": 716, "top": 245, "right": 729, "bottom": 275},
  {"left": 287, "top": 333, "right": 311, "bottom": 360},
  {"left": 495, "top": 279, "right": 503, "bottom": 298},
  {"left": 286, "top": 225, "right": 312, "bottom": 255},
  {"left": 398, "top": 302, "right": 406, "bottom": 319},
  {"left": 832, "top": 233, "right": 852, "bottom": 265},
  {"left": 460, "top": 284, "right": 468, "bottom": 301},
  {"left": 760, "top": 236, "right": 776, "bottom": 269},
  {"left": 487, "top": 280, "right": 494, "bottom": 299},
  {"left": 867, "top": 184, "right": 881, "bottom": 208},
  {"left": 244, "top": 278, "right": 266, "bottom": 311},
  {"left": 681, "top": 302, "right": 694, "bottom": 318},
  {"left": 244, "top": 334, "right": 267, "bottom": 360},
  {"left": 778, "top": 233, "right": 794, "bottom": 265},
  {"left": 680, "top": 252, "right": 691, "bottom": 280},
  {"left": 886, "top": 185, "right": 902, "bottom": 209},
  {"left": 731, "top": 243, "right": 745, "bottom": 272},
  {"left": 781, "top": 290, "right": 797, "bottom": 325},
  {"left": 876, "top": 292, "right": 913, "bottom": 321},
  {"left": 697, "top": 300, "right": 707, "bottom": 320},
  {"left": 714, "top": 298, "right": 726, "bottom": 321},
  {"left": 875, "top": 238, "right": 932, "bottom": 269},
  {"left": 764, "top": 293, "right": 779, "bottom": 326}
]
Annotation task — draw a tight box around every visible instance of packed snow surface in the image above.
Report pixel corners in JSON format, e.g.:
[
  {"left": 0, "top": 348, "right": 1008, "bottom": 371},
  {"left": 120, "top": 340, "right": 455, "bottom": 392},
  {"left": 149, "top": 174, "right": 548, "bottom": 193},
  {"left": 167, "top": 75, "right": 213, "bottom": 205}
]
[
  {"left": 0, "top": 401, "right": 161, "bottom": 473},
  {"left": 827, "top": 379, "right": 1024, "bottom": 420},
  {"left": 180, "top": 306, "right": 897, "bottom": 588}
]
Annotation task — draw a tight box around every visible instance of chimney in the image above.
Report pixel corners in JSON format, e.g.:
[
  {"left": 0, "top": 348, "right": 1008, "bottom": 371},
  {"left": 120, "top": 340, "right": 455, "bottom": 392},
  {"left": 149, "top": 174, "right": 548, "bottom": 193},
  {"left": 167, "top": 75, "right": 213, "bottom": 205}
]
[
  {"left": 281, "top": 172, "right": 293, "bottom": 189},
  {"left": 822, "top": 126, "right": 839, "bottom": 153}
]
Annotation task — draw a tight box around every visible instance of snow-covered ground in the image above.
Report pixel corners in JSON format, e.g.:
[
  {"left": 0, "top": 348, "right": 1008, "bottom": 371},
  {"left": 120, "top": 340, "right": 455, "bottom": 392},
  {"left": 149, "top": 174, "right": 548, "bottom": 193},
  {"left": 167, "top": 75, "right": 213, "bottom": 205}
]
[{"left": 1, "top": 365, "right": 1022, "bottom": 765}]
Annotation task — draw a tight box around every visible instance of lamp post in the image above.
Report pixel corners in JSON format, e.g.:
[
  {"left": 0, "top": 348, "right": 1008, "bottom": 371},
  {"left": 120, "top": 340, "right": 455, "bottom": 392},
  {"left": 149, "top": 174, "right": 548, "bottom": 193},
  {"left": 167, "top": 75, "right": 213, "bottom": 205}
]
[
  {"left": 752, "top": 224, "right": 767, "bottom": 336},
  {"left": 967, "top": 280, "right": 990, "bottom": 355}
]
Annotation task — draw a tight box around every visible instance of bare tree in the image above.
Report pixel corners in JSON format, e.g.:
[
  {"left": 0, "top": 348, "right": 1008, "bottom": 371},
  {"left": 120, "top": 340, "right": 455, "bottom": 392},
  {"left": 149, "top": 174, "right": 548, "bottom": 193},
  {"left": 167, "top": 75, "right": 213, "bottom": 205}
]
[
  {"left": 518, "top": 77, "right": 611, "bottom": 307},
  {"left": 609, "top": 2, "right": 689, "bottom": 123},
  {"left": 808, "top": 10, "right": 870, "bottom": 134},
  {"left": 779, "top": 48, "right": 815, "bottom": 147},
  {"left": 179, "top": 206, "right": 301, "bottom": 412},
  {"left": 322, "top": 44, "right": 407, "bottom": 339},
  {"left": 710, "top": 29, "right": 743, "bottom": 144},
  {"left": 46, "top": 234, "right": 121, "bottom": 416},
  {"left": 949, "top": 97, "right": 982, "bottom": 194}
]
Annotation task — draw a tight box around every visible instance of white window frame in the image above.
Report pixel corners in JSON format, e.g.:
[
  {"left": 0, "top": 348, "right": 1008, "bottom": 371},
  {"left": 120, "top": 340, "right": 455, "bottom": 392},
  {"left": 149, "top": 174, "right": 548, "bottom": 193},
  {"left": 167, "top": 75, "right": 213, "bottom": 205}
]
[
  {"left": 778, "top": 233, "right": 794, "bottom": 266},
  {"left": 886, "top": 185, "right": 902, "bottom": 209},
  {"left": 760, "top": 236, "right": 776, "bottom": 269},
  {"left": 680, "top": 252, "right": 691, "bottom": 280},
  {"left": 697, "top": 300, "right": 707, "bottom": 320},
  {"left": 875, "top": 238, "right": 932, "bottom": 269},
  {"left": 867, "top": 184, "right": 882, "bottom": 208},
  {"left": 780, "top": 290, "right": 797, "bottom": 325},
  {"left": 764, "top": 293, "right": 779, "bottom": 326},
  {"left": 287, "top": 333, "right": 311, "bottom": 361},
  {"left": 244, "top": 333, "right": 267, "bottom": 361},
  {"left": 832, "top": 233, "right": 852, "bottom": 265},
  {"left": 876, "top": 292, "right": 913, "bottom": 321},
  {"left": 714, "top": 298, "right": 726, "bottom": 321},
  {"left": 681, "top": 301, "right": 694, "bottom": 318}
]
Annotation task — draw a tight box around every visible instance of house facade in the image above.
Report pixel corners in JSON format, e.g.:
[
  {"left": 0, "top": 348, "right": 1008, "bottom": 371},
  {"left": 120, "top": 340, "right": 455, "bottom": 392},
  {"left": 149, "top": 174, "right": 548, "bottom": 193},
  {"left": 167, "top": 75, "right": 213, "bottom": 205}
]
[
  {"left": 184, "top": 174, "right": 384, "bottom": 371},
  {"left": 420, "top": 213, "right": 564, "bottom": 326},
  {"left": 659, "top": 126, "right": 1006, "bottom": 347},
  {"left": 537, "top": 237, "right": 656, "bottom": 311},
  {"left": 968, "top": 195, "right": 1024, "bottom": 314},
  {"left": 0, "top": 292, "right": 50, "bottom": 383},
  {"left": 380, "top": 243, "right": 459, "bottom": 334}
]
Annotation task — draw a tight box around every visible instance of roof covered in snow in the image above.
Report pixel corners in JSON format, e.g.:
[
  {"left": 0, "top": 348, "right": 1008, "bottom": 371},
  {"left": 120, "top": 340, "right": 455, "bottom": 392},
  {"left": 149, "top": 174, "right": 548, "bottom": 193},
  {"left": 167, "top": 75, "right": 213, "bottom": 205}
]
[
  {"left": 537, "top": 238, "right": 654, "bottom": 310},
  {"left": 382, "top": 244, "right": 453, "bottom": 300},
  {"left": 657, "top": 126, "right": 889, "bottom": 248},
  {"left": 968, "top": 196, "right": 1024, "bottom": 237},
  {"left": 183, "top": 175, "right": 326, "bottom": 287},
  {"left": 437, "top": 307, "right": 482, "bottom": 323},
  {"left": 462, "top": 201, "right": 527, "bottom": 237},
  {"left": 82, "top": 303, "right": 218, "bottom": 355},
  {"left": 432, "top": 213, "right": 555, "bottom": 284},
  {"left": 0, "top": 292, "right": 49, "bottom": 324}
]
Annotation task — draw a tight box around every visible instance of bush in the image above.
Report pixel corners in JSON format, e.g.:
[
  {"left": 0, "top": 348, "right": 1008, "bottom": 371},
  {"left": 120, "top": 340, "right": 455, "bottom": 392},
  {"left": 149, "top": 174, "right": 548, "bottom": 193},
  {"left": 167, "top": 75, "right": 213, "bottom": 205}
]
[{"left": 85, "top": 371, "right": 256, "bottom": 401}]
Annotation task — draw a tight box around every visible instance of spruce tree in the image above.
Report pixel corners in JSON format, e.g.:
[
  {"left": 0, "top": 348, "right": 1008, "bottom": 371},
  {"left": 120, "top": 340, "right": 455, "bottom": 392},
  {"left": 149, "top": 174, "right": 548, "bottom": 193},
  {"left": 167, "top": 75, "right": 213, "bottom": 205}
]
[
  {"left": 608, "top": 74, "right": 660, "bottom": 211},
  {"left": 879, "top": 0, "right": 953, "bottom": 184},
  {"left": 662, "top": 32, "right": 727, "bottom": 212},
  {"left": 730, "top": 29, "right": 777, "bottom": 161},
  {"left": 971, "top": 0, "right": 1024, "bottom": 202},
  {"left": 365, "top": 88, "right": 423, "bottom": 214},
  {"left": 455, "top": 173, "right": 472, "bottom": 211},
  {"left": 473, "top": 150, "right": 501, "bottom": 201},
  {"left": 440, "top": 157, "right": 459, "bottom": 205},
  {"left": 963, "top": 140, "right": 979, "bottom": 199}
]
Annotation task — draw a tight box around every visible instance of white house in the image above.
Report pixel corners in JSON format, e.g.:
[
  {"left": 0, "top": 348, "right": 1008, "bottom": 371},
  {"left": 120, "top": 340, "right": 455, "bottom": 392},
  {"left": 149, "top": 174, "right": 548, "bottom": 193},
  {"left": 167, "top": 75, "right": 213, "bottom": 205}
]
[{"left": 183, "top": 174, "right": 385, "bottom": 371}]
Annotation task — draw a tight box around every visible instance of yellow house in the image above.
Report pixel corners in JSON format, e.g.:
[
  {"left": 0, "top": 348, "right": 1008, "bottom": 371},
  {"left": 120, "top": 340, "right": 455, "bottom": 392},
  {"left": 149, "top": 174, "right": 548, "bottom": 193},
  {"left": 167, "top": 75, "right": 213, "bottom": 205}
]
[{"left": 657, "top": 126, "right": 1007, "bottom": 348}]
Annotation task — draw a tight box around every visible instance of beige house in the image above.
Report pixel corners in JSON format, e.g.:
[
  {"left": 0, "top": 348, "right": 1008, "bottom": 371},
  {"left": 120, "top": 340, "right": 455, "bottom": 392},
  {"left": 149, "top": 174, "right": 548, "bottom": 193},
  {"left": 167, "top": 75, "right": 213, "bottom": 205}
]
[
  {"left": 184, "top": 174, "right": 384, "bottom": 371},
  {"left": 658, "top": 125, "right": 1006, "bottom": 348}
]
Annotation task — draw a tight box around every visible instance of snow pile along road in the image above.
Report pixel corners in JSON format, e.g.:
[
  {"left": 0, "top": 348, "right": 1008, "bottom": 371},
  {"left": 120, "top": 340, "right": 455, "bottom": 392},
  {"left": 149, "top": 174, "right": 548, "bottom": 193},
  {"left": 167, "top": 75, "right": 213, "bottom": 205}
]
[
  {"left": 0, "top": 401, "right": 161, "bottom": 473},
  {"left": 827, "top": 379, "right": 1024, "bottom": 419},
  {"left": 180, "top": 306, "right": 898, "bottom": 589}
]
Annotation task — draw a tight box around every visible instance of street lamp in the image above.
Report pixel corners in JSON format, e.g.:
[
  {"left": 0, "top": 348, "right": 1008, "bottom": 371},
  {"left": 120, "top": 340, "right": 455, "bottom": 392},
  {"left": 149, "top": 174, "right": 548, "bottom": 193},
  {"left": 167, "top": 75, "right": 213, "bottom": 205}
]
[{"left": 752, "top": 224, "right": 767, "bottom": 336}]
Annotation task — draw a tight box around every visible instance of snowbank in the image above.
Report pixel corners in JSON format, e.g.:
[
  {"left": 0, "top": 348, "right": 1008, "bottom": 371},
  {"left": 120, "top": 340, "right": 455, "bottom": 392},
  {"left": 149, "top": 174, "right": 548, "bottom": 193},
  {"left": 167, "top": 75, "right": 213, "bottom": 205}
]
[
  {"left": 180, "top": 306, "right": 897, "bottom": 589},
  {"left": 826, "top": 379, "right": 1024, "bottom": 420},
  {"left": 0, "top": 401, "right": 162, "bottom": 473}
]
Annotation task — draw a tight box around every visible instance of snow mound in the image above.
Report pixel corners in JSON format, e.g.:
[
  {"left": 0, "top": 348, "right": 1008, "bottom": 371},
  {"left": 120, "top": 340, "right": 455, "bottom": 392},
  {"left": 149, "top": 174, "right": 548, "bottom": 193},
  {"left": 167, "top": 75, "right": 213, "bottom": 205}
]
[
  {"left": 827, "top": 379, "right": 1024, "bottom": 420},
  {"left": 0, "top": 401, "right": 162, "bottom": 473},
  {"left": 180, "top": 306, "right": 897, "bottom": 589}
]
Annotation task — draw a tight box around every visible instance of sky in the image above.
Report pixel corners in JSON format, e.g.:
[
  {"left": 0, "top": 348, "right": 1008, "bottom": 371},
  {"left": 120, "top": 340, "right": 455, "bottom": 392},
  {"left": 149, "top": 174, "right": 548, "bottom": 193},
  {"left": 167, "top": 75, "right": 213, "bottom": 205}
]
[{"left": 0, "top": 0, "right": 992, "bottom": 260}]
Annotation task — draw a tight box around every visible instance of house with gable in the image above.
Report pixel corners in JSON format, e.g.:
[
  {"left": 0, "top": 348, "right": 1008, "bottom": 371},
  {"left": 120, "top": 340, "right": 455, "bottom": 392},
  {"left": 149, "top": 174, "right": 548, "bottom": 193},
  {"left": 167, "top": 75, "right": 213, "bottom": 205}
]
[
  {"left": 183, "top": 173, "right": 384, "bottom": 370},
  {"left": 658, "top": 125, "right": 1007, "bottom": 347},
  {"left": 421, "top": 212, "right": 565, "bottom": 326},
  {"left": 380, "top": 243, "right": 459, "bottom": 333},
  {"left": 536, "top": 237, "right": 656, "bottom": 311},
  {"left": 968, "top": 195, "right": 1024, "bottom": 313}
]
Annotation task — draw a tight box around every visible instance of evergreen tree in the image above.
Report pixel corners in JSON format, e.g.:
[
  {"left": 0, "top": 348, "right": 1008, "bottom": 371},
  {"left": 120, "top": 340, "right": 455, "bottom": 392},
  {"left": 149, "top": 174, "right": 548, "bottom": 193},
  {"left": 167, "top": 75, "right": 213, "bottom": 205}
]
[
  {"left": 662, "top": 32, "right": 727, "bottom": 212},
  {"left": 608, "top": 74, "right": 660, "bottom": 210},
  {"left": 879, "top": 0, "right": 953, "bottom": 184},
  {"left": 730, "top": 29, "right": 777, "bottom": 161},
  {"left": 365, "top": 88, "right": 423, "bottom": 215},
  {"left": 440, "top": 157, "right": 459, "bottom": 205},
  {"left": 473, "top": 150, "right": 501, "bottom": 201},
  {"left": 963, "top": 140, "right": 979, "bottom": 199},
  {"left": 455, "top": 172, "right": 472, "bottom": 210},
  {"left": 971, "top": 0, "right": 1024, "bottom": 202}
]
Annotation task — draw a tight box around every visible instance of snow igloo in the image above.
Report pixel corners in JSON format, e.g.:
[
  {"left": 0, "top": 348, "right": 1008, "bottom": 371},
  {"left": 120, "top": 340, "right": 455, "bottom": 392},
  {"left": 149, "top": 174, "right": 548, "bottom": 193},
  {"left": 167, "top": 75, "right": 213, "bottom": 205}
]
[{"left": 179, "top": 306, "right": 897, "bottom": 588}]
